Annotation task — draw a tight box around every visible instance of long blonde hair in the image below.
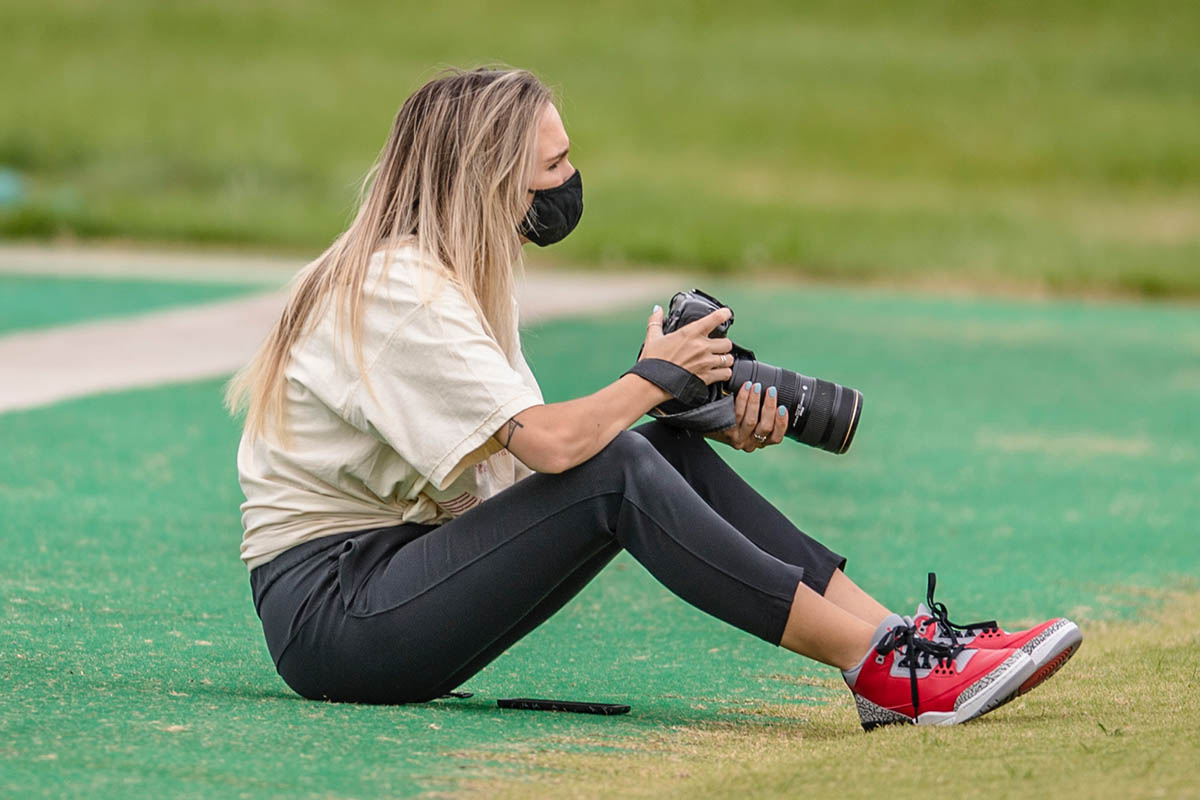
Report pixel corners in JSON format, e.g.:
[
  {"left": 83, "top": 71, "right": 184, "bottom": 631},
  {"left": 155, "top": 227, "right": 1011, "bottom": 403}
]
[{"left": 226, "top": 67, "right": 552, "bottom": 439}]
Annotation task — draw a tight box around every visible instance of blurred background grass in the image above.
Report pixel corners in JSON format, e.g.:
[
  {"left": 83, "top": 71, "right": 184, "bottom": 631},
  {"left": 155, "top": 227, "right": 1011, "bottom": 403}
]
[{"left": 1, "top": 0, "right": 1197, "bottom": 294}]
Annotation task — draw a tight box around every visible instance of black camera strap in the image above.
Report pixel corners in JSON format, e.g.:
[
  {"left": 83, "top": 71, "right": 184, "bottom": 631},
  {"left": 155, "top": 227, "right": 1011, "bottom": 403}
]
[
  {"left": 647, "top": 394, "right": 737, "bottom": 433},
  {"left": 623, "top": 337, "right": 758, "bottom": 434},
  {"left": 623, "top": 358, "right": 711, "bottom": 407}
]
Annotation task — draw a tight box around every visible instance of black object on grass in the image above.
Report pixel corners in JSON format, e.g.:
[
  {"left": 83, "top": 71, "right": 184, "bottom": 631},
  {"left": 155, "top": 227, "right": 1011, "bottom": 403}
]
[{"left": 497, "top": 698, "right": 631, "bottom": 715}]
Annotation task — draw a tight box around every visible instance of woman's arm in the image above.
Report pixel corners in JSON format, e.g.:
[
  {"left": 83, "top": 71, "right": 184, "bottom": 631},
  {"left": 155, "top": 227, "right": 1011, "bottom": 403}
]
[
  {"left": 494, "top": 375, "right": 669, "bottom": 474},
  {"left": 495, "top": 304, "right": 735, "bottom": 473}
]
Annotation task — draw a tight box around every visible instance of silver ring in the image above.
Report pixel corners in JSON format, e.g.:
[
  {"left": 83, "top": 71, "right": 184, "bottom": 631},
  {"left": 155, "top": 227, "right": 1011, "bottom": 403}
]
[
  {"left": 752, "top": 433, "right": 767, "bottom": 443},
  {"left": 721, "top": 353, "right": 730, "bottom": 367}
]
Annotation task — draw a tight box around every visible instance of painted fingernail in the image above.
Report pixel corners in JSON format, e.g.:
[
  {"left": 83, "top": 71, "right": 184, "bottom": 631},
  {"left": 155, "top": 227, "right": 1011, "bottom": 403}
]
[
  {"left": 778, "top": 406, "right": 787, "bottom": 417},
  {"left": 753, "top": 382, "right": 761, "bottom": 393},
  {"left": 743, "top": 381, "right": 752, "bottom": 392},
  {"left": 768, "top": 386, "right": 777, "bottom": 399},
  {"left": 653, "top": 304, "right": 661, "bottom": 313}
]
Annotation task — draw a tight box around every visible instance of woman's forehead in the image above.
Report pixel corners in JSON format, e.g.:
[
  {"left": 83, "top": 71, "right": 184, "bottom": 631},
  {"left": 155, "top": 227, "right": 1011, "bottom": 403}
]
[{"left": 536, "top": 103, "right": 569, "bottom": 160}]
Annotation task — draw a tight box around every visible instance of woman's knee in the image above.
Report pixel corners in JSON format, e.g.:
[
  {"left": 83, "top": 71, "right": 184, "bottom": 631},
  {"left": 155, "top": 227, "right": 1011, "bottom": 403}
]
[
  {"left": 594, "top": 430, "right": 664, "bottom": 478},
  {"left": 632, "top": 420, "right": 715, "bottom": 475},
  {"left": 631, "top": 419, "right": 691, "bottom": 451}
]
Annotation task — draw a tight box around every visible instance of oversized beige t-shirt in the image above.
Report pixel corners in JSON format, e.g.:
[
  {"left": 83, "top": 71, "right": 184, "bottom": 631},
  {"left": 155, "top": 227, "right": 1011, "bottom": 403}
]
[{"left": 237, "top": 247, "right": 544, "bottom": 570}]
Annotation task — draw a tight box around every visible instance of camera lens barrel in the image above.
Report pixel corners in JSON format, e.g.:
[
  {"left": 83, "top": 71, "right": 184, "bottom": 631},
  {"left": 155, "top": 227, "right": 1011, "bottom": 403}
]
[
  {"left": 731, "top": 361, "right": 862, "bottom": 454},
  {"left": 660, "top": 289, "right": 863, "bottom": 455}
]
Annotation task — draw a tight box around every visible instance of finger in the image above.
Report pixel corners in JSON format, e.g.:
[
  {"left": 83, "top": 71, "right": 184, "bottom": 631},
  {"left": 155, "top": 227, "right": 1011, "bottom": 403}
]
[
  {"left": 733, "top": 382, "right": 756, "bottom": 452},
  {"left": 712, "top": 338, "right": 734, "bottom": 354},
  {"left": 645, "top": 304, "right": 664, "bottom": 340},
  {"left": 681, "top": 306, "right": 732, "bottom": 336},
  {"left": 770, "top": 402, "right": 788, "bottom": 444},
  {"left": 699, "top": 365, "right": 733, "bottom": 386},
  {"left": 755, "top": 385, "right": 778, "bottom": 441},
  {"left": 733, "top": 380, "right": 751, "bottom": 428},
  {"left": 741, "top": 382, "right": 762, "bottom": 440}
]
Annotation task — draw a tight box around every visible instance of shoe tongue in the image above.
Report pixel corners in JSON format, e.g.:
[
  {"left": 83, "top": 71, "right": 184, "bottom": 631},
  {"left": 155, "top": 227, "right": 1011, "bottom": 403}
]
[
  {"left": 915, "top": 602, "right": 932, "bottom": 618},
  {"left": 843, "top": 613, "right": 910, "bottom": 688},
  {"left": 872, "top": 613, "right": 908, "bottom": 647}
]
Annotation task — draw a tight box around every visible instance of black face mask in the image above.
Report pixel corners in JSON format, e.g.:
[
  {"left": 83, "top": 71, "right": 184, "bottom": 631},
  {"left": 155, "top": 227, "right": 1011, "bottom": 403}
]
[{"left": 520, "top": 169, "right": 582, "bottom": 246}]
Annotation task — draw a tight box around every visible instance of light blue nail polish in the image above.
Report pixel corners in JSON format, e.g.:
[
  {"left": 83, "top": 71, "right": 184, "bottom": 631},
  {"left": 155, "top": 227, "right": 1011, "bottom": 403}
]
[
  {"left": 753, "top": 382, "right": 761, "bottom": 393},
  {"left": 653, "top": 304, "right": 661, "bottom": 313},
  {"left": 768, "top": 386, "right": 777, "bottom": 399},
  {"left": 778, "top": 406, "right": 787, "bottom": 417},
  {"left": 743, "top": 381, "right": 752, "bottom": 391}
]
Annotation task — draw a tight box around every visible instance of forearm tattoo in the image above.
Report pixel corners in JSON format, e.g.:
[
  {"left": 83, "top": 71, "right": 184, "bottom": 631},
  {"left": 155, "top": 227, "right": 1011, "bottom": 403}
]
[{"left": 501, "top": 417, "right": 524, "bottom": 449}]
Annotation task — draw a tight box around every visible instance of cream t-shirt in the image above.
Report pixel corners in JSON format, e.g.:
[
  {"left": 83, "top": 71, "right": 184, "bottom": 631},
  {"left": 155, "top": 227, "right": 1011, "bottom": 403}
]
[{"left": 237, "top": 247, "right": 544, "bottom": 570}]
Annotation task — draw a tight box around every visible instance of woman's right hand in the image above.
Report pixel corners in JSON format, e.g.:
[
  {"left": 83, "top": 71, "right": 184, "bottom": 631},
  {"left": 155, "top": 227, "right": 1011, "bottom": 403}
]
[{"left": 639, "top": 304, "right": 735, "bottom": 386}]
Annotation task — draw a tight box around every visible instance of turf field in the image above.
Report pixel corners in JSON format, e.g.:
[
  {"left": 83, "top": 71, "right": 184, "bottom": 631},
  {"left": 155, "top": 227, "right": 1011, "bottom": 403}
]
[
  {"left": 0, "top": 273, "right": 257, "bottom": 335},
  {"left": 1, "top": 275, "right": 1197, "bottom": 797},
  {"left": 2, "top": 0, "right": 1198, "bottom": 295}
]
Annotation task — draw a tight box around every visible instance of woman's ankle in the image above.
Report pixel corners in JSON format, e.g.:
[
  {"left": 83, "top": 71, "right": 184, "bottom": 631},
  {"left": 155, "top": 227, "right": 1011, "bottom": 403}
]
[{"left": 779, "top": 580, "right": 878, "bottom": 669}]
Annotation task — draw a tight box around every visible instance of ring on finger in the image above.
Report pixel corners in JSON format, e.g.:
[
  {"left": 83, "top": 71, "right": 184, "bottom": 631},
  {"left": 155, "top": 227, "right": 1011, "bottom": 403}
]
[{"left": 752, "top": 432, "right": 767, "bottom": 443}]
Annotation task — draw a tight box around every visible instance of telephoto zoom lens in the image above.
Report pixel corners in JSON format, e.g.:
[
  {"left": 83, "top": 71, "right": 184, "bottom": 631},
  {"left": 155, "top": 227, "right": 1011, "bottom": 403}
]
[{"left": 730, "top": 361, "right": 862, "bottom": 454}]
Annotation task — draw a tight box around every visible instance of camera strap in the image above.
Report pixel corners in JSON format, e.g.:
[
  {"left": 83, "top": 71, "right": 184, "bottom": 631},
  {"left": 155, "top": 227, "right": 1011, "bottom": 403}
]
[
  {"left": 647, "top": 394, "right": 737, "bottom": 433},
  {"left": 623, "top": 339, "right": 758, "bottom": 434},
  {"left": 623, "top": 358, "right": 711, "bottom": 407}
]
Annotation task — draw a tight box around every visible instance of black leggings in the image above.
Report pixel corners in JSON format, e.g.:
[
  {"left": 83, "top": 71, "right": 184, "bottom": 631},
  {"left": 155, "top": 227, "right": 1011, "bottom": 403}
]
[{"left": 250, "top": 420, "right": 846, "bottom": 704}]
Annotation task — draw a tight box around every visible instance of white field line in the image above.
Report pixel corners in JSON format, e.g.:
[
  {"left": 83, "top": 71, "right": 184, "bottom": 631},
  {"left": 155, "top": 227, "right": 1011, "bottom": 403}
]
[{"left": 0, "top": 245, "right": 680, "bottom": 413}]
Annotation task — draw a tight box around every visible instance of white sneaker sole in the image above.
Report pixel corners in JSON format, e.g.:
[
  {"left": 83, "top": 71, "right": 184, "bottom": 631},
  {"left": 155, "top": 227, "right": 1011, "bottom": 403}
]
[
  {"left": 926, "top": 649, "right": 1035, "bottom": 725},
  {"left": 853, "top": 650, "right": 1036, "bottom": 730},
  {"left": 1017, "top": 618, "right": 1082, "bottom": 695}
]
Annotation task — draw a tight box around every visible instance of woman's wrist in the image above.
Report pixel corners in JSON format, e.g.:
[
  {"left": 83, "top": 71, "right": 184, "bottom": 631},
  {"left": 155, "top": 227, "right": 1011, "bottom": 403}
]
[{"left": 618, "top": 372, "right": 671, "bottom": 411}]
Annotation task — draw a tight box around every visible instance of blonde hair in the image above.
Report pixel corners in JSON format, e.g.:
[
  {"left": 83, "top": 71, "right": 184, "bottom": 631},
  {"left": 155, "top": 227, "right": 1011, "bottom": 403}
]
[{"left": 226, "top": 67, "right": 553, "bottom": 439}]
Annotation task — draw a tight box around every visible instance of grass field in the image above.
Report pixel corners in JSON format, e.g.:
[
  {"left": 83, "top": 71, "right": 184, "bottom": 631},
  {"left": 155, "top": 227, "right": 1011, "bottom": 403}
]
[
  {"left": 2, "top": 0, "right": 1199, "bottom": 295},
  {"left": 0, "top": 273, "right": 256, "bottom": 335},
  {"left": 2, "top": 276, "right": 1198, "bottom": 797},
  {"left": 457, "top": 595, "right": 1200, "bottom": 799}
]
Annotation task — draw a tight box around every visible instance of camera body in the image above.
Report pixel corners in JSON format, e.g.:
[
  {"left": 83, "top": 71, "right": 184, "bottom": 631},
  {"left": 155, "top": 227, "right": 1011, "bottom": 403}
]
[
  {"left": 661, "top": 289, "right": 863, "bottom": 455},
  {"left": 664, "top": 288, "right": 735, "bottom": 338}
]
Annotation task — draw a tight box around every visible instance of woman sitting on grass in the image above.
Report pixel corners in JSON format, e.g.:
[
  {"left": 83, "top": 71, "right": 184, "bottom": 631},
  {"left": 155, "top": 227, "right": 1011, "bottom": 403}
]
[{"left": 226, "top": 67, "right": 1080, "bottom": 729}]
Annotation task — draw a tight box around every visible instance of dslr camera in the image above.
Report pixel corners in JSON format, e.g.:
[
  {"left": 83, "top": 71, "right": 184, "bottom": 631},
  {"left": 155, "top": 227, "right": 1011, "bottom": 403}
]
[{"left": 659, "top": 289, "right": 863, "bottom": 454}]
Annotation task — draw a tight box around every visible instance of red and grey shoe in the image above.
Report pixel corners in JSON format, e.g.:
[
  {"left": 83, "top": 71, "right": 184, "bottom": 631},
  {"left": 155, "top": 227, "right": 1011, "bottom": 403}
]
[
  {"left": 912, "top": 572, "right": 1083, "bottom": 697},
  {"left": 842, "top": 614, "right": 1035, "bottom": 730}
]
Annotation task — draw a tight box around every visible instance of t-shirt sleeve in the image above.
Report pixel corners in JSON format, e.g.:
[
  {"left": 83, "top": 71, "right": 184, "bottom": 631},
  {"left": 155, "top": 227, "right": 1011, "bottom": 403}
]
[{"left": 346, "top": 276, "right": 543, "bottom": 492}]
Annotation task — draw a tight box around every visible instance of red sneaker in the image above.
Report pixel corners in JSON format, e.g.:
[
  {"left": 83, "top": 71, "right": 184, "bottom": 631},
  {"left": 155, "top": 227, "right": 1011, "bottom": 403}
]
[
  {"left": 843, "top": 614, "right": 1034, "bottom": 730},
  {"left": 913, "top": 573, "right": 1082, "bottom": 696}
]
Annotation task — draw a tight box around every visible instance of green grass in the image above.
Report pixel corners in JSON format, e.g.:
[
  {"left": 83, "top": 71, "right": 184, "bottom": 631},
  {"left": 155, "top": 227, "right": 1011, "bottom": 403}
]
[
  {"left": 0, "top": 273, "right": 258, "bottom": 335},
  {"left": 459, "top": 594, "right": 1200, "bottom": 799},
  {"left": 2, "top": 0, "right": 1199, "bottom": 295},
  {"left": 2, "top": 281, "right": 1198, "bottom": 797}
]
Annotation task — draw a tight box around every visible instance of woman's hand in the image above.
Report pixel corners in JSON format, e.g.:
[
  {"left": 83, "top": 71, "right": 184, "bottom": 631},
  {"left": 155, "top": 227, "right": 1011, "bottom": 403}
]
[
  {"left": 707, "top": 381, "right": 789, "bottom": 452},
  {"left": 640, "top": 305, "right": 734, "bottom": 386}
]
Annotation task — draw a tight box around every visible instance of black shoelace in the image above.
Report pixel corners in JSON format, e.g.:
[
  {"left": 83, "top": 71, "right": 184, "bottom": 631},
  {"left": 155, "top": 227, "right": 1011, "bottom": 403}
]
[
  {"left": 925, "top": 571, "right": 999, "bottom": 646},
  {"left": 875, "top": 623, "right": 964, "bottom": 715}
]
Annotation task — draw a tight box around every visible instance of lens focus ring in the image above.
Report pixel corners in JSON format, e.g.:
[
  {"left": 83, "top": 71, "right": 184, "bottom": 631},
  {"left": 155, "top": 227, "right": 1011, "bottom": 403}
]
[{"left": 800, "top": 380, "right": 836, "bottom": 447}]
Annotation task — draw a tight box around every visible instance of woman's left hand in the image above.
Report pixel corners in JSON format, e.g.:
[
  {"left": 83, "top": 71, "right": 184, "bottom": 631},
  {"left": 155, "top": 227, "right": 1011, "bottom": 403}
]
[{"left": 706, "top": 381, "right": 788, "bottom": 452}]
